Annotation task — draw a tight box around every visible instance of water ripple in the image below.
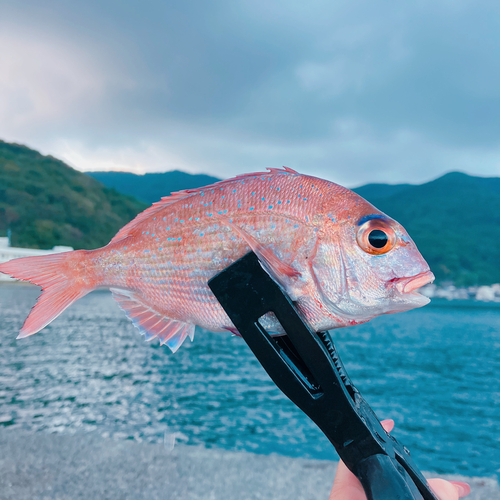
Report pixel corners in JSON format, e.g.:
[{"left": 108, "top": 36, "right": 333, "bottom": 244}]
[{"left": 0, "top": 284, "right": 499, "bottom": 478}]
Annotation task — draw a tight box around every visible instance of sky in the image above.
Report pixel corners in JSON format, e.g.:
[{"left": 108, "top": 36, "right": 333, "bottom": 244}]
[{"left": 1, "top": 0, "right": 500, "bottom": 187}]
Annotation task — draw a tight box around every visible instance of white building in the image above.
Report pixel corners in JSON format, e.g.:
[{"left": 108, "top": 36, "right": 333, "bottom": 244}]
[{"left": 0, "top": 237, "right": 73, "bottom": 282}]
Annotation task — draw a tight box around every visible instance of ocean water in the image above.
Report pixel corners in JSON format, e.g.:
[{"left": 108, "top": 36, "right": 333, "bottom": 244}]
[{"left": 0, "top": 283, "right": 499, "bottom": 479}]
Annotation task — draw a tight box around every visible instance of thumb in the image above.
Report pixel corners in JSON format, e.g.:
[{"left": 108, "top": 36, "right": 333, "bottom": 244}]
[{"left": 428, "top": 478, "right": 471, "bottom": 499}]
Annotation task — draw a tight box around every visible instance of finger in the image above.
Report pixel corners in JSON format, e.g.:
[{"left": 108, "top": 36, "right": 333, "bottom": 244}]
[
  {"left": 428, "top": 478, "right": 471, "bottom": 499},
  {"left": 330, "top": 419, "right": 395, "bottom": 500},
  {"left": 329, "top": 459, "right": 366, "bottom": 500},
  {"left": 449, "top": 481, "right": 472, "bottom": 497},
  {"left": 381, "top": 419, "right": 395, "bottom": 433},
  {"left": 378, "top": 421, "right": 470, "bottom": 499}
]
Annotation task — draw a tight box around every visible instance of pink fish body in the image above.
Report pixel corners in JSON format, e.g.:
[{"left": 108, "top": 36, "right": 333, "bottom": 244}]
[{"left": 0, "top": 168, "right": 434, "bottom": 352}]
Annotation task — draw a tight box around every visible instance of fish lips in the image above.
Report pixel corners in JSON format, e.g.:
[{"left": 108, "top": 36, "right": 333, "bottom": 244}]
[{"left": 395, "top": 270, "right": 435, "bottom": 295}]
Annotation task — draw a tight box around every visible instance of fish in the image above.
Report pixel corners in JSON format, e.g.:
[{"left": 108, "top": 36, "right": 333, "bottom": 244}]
[{"left": 0, "top": 167, "right": 434, "bottom": 352}]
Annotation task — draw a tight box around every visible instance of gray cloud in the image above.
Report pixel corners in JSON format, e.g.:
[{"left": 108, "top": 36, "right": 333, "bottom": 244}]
[{"left": 1, "top": 0, "right": 500, "bottom": 186}]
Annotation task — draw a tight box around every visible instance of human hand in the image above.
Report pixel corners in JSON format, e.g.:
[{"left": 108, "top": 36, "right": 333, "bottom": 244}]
[{"left": 329, "top": 420, "right": 471, "bottom": 500}]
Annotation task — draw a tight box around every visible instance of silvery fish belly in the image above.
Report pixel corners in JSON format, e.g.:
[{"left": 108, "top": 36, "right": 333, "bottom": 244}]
[{"left": 0, "top": 167, "right": 434, "bottom": 352}]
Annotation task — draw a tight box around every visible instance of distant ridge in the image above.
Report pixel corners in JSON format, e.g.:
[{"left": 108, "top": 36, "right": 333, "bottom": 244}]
[
  {"left": 0, "top": 140, "right": 147, "bottom": 250},
  {"left": 2, "top": 138, "right": 498, "bottom": 286},
  {"left": 87, "top": 171, "right": 222, "bottom": 205},
  {"left": 352, "top": 182, "right": 414, "bottom": 201}
]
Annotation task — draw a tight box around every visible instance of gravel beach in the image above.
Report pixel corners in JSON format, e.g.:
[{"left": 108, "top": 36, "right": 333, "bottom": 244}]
[{"left": 0, "top": 429, "right": 498, "bottom": 500}]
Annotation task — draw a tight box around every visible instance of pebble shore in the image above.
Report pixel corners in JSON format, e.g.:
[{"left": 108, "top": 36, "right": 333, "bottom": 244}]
[{"left": 0, "top": 429, "right": 498, "bottom": 500}]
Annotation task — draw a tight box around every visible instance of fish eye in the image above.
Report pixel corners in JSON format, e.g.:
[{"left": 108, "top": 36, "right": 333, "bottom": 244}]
[
  {"left": 356, "top": 218, "right": 396, "bottom": 255},
  {"left": 368, "top": 229, "right": 388, "bottom": 248}
]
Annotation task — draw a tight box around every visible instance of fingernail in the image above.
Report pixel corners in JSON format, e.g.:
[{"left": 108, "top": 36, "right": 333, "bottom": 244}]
[
  {"left": 380, "top": 419, "right": 395, "bottom": 432},
  {"left": 450, "top": 481, "right": 471, "bottom": 497}
]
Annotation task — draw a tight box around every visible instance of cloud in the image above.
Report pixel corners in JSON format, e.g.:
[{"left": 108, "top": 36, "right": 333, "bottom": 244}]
[
  {"left": 0, "top": 23, "right": 144, "bottom": 143},
  {"left": 53, "top": 139, "right": 194, "bottom": 175},
  {"left": 0, "top": 30, "right": 103, "bottom": 130},
  {"left": 1, "top": 0, "right": 500, "bottom": 186}
]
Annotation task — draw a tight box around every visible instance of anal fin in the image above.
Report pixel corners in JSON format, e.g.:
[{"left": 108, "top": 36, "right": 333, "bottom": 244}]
[{"left": 110, "top": 288, "right": 195, "bottom": 353}]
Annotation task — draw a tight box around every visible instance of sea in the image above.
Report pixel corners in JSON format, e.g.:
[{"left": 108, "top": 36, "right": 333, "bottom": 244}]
[{"left": 0, "top": 283, "right": 499, "bottom": 480}]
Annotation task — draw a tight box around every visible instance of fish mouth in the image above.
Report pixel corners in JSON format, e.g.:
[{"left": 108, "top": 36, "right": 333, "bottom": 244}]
[{"left": 395, "top": 270, "right": 435, "bottom": 294}]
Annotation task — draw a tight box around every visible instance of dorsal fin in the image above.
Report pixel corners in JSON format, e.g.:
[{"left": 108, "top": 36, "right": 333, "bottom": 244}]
[
  {"left": 266, "top": 166, "right": 298, "bottom": 175},
  {"left": 109, "top": 167, "right": 300, "bottom": 244},
  {"left": 109, "top": 192, "right": 192, "bottom": 243}
]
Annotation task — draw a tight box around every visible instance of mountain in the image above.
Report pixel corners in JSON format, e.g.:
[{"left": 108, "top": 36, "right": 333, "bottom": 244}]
[
  {"left": 352, "top": 182, "right": 414, "bottom": 201},
  {"left": 2, "top": 139, "right": 497, "bottom": 286},
  {"left": 87, "top": 171, "right": 222, "bottom": 205},
  {"left": 0, "top": 140, "right": 148, "bottom": 250},
  {"left": 352, "top": 172, "right": 500, "bottom": 286}
]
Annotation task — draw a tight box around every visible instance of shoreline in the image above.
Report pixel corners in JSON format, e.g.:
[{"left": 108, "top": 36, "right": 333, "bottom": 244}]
[
  {"left": 0, "top": 428, "right": 498, "bottom": 500},
  {"left": 421, "top": 283, "right": 500, "bottom": 302}
]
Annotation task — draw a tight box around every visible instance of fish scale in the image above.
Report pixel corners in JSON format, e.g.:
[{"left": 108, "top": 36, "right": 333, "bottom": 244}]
[
  {"left": 0, "top": 167, "right": 434, "bottom": 352},
  {"left": 98, "top": 172, "right": 324, "bottom": 320}
]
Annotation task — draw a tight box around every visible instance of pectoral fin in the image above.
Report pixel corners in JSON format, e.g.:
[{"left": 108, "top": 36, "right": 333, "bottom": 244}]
[{"left": 224, "top": 219, "right": 301, "bottom": 279}]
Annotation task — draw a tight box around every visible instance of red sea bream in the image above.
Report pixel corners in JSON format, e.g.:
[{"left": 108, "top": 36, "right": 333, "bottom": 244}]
[{"left": 0, "top": 167, "right": 434, "bottom": 352}]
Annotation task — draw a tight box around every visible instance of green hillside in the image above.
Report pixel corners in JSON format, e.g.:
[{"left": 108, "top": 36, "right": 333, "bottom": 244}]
[
  {"left": 0, "top": 140, "right": 148, "bottom": 250},
  {"left": 353, "top": 172, "right": 500, "bottom": 286},
  {"left": 1, "top": 138, "right": 498, "bottom": 286},
  {"left": 352, "top": 182, "right": 413, "bottom": 201},
  {"left": 87, "top": 171, "right": 222, "bottom": 205}
]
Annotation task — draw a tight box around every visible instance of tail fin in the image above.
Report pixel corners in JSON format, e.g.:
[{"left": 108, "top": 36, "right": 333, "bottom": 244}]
[{"left": 0, "top": 250, "right": 92, "bottom": 338}]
